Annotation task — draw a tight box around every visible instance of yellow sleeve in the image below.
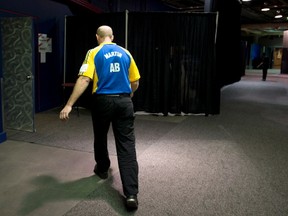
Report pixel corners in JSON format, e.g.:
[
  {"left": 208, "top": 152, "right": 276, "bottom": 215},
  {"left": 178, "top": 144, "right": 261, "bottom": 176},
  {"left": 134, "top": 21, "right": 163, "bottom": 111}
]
[{"left": 129, "top": 57, "right": 141, "bottom": 82}]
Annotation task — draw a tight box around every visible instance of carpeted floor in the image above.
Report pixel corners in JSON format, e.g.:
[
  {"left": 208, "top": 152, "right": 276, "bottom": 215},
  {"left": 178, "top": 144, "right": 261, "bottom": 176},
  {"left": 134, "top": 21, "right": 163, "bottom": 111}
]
[{"left": 1, "top": 70, "right": 288, "bottom": 216}]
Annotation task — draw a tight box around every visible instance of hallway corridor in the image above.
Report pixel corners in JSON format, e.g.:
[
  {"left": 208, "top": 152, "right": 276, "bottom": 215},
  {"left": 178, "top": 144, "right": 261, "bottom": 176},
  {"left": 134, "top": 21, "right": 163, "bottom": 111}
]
[{"left": 1, "top": 71, "right": 288, "bottom": 216}]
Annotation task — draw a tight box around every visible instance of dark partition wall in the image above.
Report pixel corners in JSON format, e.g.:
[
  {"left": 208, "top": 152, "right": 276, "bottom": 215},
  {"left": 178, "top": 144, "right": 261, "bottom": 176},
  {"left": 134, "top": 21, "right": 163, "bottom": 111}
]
[
  {"left": 214, "top": 0, "right": 242, "bottom": 88},
  {"left": 281, "top": 48, "right": 288, "bottom": 74},
  {"left": 128, "top": 12, "right": 218, "bottom": 115},
  {"left": 65, "top": 12, "right": 219, "bottom": 115}
]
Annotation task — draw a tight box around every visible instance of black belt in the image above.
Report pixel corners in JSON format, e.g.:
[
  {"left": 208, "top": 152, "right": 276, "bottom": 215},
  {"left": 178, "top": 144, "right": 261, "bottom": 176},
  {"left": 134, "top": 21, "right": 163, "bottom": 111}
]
[{"left": 95, "top": 93, "right": 130, "bottom": 97}]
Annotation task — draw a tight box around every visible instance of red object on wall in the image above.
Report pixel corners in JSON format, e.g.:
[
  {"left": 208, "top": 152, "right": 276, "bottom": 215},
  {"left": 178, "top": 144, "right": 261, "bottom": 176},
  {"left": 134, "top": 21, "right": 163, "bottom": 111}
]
[{"left": 67, "top": 0, "right": 102, "bottom": 13}]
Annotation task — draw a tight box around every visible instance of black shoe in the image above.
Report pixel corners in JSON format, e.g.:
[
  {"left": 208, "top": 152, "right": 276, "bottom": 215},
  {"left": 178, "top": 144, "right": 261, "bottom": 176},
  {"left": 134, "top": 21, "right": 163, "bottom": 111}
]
[
  {"left": 126, "top": 195, "right": 138, "bottom": 211},
  {"left": 93, "top": 165, "right": 108, "bottom": 179}
]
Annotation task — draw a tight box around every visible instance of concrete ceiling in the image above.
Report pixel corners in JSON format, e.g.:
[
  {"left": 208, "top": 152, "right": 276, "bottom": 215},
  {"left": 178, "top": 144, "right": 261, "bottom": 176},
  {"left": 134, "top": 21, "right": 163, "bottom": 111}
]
[
  {"left": 160, "top": 0, "right": 288, "bottom": 37},
  {"left": 241, "top": 0, "right": 288, "bottom": 37}
]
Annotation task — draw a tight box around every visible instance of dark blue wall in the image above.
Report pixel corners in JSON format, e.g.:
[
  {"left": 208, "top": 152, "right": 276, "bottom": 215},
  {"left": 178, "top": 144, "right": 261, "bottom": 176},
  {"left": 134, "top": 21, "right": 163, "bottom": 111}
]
[
  {"left": 0, "top": 0, "right": 74, "bottom": 113},
  {"left": 0, "top": 0, "right": 73, "bottom": 144},
  {"left": 0, "top": 0, "right": 172, "bottom": 143},
  {"left": 0, "top": 0, "right": 171, "bottom": 113},
  {"left": 0, "top": 24, "right": 7, "bottom": 143}
]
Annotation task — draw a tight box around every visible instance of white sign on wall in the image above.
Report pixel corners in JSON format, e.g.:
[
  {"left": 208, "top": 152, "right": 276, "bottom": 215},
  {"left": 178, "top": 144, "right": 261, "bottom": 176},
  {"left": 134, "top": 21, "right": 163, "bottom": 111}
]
[{"left": 38, "top": 33, "right": 52, "bottom": 63}]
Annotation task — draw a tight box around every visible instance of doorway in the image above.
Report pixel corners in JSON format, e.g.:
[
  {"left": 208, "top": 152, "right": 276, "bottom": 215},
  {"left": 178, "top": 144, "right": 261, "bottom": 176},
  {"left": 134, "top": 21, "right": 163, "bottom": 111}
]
[{"left": 0, "top": 17, "right": 35, "bottom": 132}]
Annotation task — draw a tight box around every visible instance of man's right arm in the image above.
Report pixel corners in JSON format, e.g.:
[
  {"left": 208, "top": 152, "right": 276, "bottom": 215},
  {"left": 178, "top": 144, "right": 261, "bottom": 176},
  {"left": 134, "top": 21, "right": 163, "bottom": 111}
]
[
  {"left": 66, "top": 76, "right": 90, "bottom": 107},
  {"left": 59, "top": 75, "right": 90, "bottom": 120}
]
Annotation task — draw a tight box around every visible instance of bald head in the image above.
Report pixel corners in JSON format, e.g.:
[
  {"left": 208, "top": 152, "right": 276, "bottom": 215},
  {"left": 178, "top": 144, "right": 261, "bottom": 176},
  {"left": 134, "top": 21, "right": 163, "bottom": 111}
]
[{"left": 96, "top": 25, "right": 114, "bottom": 43}]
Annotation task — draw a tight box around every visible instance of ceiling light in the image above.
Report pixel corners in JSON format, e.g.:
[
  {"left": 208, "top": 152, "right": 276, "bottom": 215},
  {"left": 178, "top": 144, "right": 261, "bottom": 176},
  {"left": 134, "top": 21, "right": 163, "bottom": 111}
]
[
  {"left": 261, "top": 8, "right": 270, "bottom": 11},
  {"left": 275, "top": 14, "right": 283, "bottom": 18},
  {"left": 261, "top": 2, "right": 270, "bottom": 11},
  {"left": 275, "top": 10, "right": 283, "bottom": 19}
]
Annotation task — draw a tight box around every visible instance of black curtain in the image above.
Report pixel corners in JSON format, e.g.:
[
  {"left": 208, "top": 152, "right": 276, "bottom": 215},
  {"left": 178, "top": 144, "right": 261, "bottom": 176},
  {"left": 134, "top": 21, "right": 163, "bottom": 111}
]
[
  {"left": 128, "top": 12, "right": 218, "bottom": 115},
  {"left": 65, "top": 12, "right": 219, "bottom": 114}
]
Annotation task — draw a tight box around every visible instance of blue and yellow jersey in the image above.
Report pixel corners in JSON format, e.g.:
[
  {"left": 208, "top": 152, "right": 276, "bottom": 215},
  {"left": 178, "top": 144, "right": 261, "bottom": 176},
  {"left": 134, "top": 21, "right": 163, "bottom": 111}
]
[{"left": 78, "top": 42, "right": 140, "bottom": 94}]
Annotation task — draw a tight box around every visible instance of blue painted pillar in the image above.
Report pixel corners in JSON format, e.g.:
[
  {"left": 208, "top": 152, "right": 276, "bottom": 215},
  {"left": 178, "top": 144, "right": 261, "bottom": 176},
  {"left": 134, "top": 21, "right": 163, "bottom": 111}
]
[
  {"left": 0, "top": 81, "right": 7, "bottom": 144},
  {"left": 0, "top": 23, "right": 7, "bottom": 144}
]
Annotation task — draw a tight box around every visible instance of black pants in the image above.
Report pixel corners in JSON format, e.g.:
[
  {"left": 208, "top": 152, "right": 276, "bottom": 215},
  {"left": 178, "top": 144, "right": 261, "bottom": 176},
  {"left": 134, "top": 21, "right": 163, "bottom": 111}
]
[
  {"left": 91, "top": 94, "right": 138, "bottom": 197},
  {"left": 262, "top": 68, "right": 268, "bottom": 81}
]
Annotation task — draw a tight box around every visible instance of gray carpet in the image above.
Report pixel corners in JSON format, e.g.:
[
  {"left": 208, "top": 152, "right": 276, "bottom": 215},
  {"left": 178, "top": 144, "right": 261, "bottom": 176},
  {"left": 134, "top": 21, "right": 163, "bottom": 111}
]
[{"left": 5, "top": 73, "right": 288, "bottom": 215}]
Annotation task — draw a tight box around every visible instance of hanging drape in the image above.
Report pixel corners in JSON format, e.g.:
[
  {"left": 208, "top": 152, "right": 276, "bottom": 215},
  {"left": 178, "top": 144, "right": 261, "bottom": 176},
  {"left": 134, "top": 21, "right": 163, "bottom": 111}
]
[
  {"left": 128, "top": 12, "right": 218, "bottom": 115},
  {"left": 65, "top": 12, "right": 219, "bottom": 115}
]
